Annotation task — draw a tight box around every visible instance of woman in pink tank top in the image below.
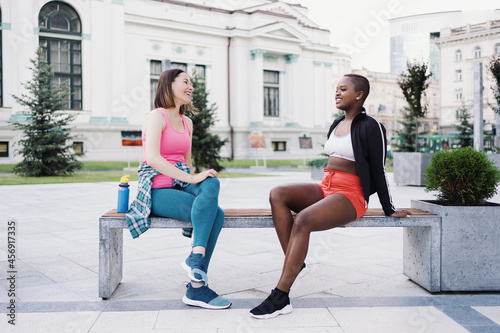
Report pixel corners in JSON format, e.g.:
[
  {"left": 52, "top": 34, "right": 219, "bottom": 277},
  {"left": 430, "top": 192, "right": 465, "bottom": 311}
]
[{"left": 138, "top": 68, "right": 230, "bottom": 309}]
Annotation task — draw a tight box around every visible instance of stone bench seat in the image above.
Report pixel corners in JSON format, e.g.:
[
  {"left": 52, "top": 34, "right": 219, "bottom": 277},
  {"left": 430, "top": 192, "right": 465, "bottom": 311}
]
[{"left": 99, "top": 208, "right": 441, "bottom": 298}]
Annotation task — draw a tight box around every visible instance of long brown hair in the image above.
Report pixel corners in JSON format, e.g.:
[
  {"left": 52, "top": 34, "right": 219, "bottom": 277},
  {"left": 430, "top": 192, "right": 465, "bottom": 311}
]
[{"left": 153, "top": 68, "right": 196, "bottom": 115}]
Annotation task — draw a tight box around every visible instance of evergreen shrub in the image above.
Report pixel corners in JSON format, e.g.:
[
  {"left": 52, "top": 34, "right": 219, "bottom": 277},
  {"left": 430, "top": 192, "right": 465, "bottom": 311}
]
[{"left": 424, "top": 147, "right": 500, "bottom": 205}]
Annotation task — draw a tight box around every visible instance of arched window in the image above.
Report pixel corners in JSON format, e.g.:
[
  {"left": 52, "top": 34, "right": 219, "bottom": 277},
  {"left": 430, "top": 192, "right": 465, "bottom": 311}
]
[
  {"left": 495, "top": 43, "right": 500, "bottom": 56},
  {"left": 474, "top": 46, "right": 482, "bottom": 59},
  {"left": 39, "top": 2, "right": 82, "bottom": 109},
  {"left": 455, "top": 49, "right": 462, "bottom": 62}
]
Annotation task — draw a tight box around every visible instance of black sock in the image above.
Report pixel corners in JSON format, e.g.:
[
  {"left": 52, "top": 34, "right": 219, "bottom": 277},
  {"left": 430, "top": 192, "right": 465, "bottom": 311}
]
[{"left": 273, "top": 287, "right": 289, "bottom": 298}]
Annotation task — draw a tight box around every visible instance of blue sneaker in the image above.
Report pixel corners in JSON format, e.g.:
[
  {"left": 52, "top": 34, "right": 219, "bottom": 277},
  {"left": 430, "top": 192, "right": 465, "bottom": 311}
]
[
  {"left": 182, "top": 283, "right": 232, "bottom": 309},
  {"left": 181, "top": 252, "right": 208, "bottom": 285}
]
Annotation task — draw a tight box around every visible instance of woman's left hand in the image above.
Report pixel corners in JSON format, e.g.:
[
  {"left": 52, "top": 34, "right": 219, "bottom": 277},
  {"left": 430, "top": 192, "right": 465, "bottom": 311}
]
[{"left": 390, "top": 210, "right": 412, "bottom": 218}]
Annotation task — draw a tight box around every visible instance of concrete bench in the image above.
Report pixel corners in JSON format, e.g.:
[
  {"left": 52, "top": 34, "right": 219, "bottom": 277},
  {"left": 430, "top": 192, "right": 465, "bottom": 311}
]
[{"left": 99, "top": 208, "right": 442, "bottom": 299}]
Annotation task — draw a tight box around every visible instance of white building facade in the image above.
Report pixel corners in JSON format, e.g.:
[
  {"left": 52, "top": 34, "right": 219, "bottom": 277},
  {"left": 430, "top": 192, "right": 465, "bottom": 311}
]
[
  {"left": 0, "top": 0, "right": 344, "bottom": 163},
  {"left": 390, "top": 10, "right": 500, "bottom": 78},
  {"left": 436, "top": 19, "right": 500, "bottom": 136}
]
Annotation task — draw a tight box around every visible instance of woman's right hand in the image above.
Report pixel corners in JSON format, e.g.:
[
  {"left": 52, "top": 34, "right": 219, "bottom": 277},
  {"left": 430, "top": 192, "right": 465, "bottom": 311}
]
[{"left": 190, "top": 169, "right": 218, "bottom": 184}]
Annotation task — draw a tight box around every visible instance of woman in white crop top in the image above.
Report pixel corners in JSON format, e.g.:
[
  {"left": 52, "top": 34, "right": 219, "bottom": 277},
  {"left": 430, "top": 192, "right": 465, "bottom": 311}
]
[{"left": 250, "top": 74, "right": 411, "bottom": 319}]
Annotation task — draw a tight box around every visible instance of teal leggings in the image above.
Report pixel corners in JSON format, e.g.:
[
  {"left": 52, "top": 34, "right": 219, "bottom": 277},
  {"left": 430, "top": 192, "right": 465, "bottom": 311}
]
[{"left": 151, "top": 177, "right": 224, "bottom": 268}]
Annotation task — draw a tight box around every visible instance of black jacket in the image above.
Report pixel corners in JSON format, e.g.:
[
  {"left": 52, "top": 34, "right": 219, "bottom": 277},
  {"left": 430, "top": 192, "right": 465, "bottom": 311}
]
[{"left": 327, "top": 109, "right": 396, "bottom": 216}]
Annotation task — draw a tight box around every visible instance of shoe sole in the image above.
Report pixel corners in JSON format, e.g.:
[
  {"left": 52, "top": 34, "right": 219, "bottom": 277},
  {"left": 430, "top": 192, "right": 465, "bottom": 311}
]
[
  {"left": 180, "top": 260, "right": 207, "bottom": 285},
  {"left": 182, "top": 295, "right": 231, "bottom": 309},
  {"left": 250, "top": 304, "right": 293, "bottom": 319}
]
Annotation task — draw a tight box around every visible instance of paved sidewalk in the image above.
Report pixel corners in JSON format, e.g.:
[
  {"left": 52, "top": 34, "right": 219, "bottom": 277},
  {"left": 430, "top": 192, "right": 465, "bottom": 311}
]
[{"left": 1, "top": 168, "right": 500, "bottom": 333}]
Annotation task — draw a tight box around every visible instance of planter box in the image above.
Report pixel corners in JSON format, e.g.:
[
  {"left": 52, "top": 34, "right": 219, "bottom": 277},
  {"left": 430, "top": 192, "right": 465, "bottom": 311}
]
[
  {"left": 411, "top": 200, "right": 500, "bottom": 291},
  {"left": 311, "top": 166, "right": 324, "bottom": 180},
  {"left": 393, "top": 152, "right": 433, "bottom": 186},
  {"left": 489, "top": 153, "right": 500, "bottom": 167}
]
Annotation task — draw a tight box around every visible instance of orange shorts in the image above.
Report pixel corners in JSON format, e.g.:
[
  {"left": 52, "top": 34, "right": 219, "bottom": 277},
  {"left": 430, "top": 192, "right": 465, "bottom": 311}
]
[{"left": 316, "top": 169, "right": 368, "bottom": 220}]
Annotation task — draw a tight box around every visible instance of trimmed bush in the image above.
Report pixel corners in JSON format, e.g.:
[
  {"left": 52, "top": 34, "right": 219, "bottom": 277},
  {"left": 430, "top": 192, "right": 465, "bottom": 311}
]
[
  {"left": 307, "top": 158, "right": 328, "bottom": 168},
  {"left": 424, "top": 147, "right": 500, "bottom": 205}
]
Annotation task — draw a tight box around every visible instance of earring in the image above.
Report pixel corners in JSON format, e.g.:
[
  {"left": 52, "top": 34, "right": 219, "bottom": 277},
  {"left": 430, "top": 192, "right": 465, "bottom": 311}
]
[{"left": 356, "top": 97, "right": 360, "bottom": 100}]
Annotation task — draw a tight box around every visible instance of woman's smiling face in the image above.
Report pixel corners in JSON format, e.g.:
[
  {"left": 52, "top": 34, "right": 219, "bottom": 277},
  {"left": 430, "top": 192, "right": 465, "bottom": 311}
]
[
  {"left": 335, "top": 76, "right": 362, "bottom": 111},
  {"left": 172, "top": 72, "right": 194, "bottom": 106}
]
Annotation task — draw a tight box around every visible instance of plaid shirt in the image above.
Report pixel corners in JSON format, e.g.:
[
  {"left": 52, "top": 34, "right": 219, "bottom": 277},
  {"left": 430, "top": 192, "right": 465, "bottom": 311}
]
[
  {"left": 126, "top": 163, "right": 160, "bottom": 239},
  {"left": 126, "top": 162, "right": 193, "bottom": 239}
]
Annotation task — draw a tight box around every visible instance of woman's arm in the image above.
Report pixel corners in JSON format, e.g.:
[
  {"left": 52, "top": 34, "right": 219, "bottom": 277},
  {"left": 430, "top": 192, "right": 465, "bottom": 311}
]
[
  {"left": 366, "top": 121, "right": 396, "bottom": 216},
  {"left": 183, "top": 116, "right": 195, "bottom": 175}
]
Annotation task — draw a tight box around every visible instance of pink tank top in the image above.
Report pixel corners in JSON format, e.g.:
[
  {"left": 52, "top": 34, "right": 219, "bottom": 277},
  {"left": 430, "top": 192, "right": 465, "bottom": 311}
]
[{"left": 142, "top": 109, "right": 191, "bottom": 188}]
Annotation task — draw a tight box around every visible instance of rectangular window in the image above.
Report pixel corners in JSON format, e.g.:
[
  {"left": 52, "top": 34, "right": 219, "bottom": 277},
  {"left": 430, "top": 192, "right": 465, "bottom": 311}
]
[
  {"left": 150, "top": 60, "right": 162, "bottom": 110},
  {"left": 171, "top": 62, "right": 205, "bottom": 80},
  {"left": 0, "top": 141, "right": 8, "bottom": 157},
  {"left": 271, "top": 141, "right": 286, "bottom": 151},
  {"left": 72, "top": 141, "right": 83, "bottom": 156},
  {"left": 194, "top": 65, "right": 205, "bottom": 80},
  {"left": 264, "top": 70, "right": 279, "bottom": 117},
  {"left": 171, "top": 62, "right": 187, "bottom": 71},
  {"left": 455, "top": 89, "right": 463, "bottom": 101},
  {"left": 455, "top": 69, "right": 462, "bottom": 81},
  {"left": 39, "top": 37, "right": 82, "bottom": 109}
]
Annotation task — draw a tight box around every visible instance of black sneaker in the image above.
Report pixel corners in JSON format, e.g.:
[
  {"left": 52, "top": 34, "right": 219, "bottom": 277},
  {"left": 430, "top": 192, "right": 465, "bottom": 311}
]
[{"left": 250, "top": 288, "right": 293, "bottom": 319}]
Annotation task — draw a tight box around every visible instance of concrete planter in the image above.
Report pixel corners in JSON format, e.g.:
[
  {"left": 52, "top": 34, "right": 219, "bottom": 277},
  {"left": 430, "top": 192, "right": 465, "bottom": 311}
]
[
  {"left": 411, "top": 199, "right": 500, "bottom": 291},
  {"left": 393, "top": 152, "right": 433, "bottom": 186},
  {"left": 310, "top": 166, "right": 325, "bottom": 180},
  {"left": 488, "top": 153, "right": 500, "bottom": 167}
]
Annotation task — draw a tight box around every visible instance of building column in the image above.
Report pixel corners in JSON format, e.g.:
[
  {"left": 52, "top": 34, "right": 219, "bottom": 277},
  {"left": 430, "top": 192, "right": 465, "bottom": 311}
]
[
  {"left": 285, "top": 54, "right": 300, "bottom": 127},
  {"left": 250, "top": 49, "right": 265, "bottom": 127},
  {"left": 279, "top": 70, "right": 286, "bottom": 124},
  {"left": 109, "top": 0, "right": 128, "bottom": 125},
  {"left": 323, "top": 62, "right": 334, "bottom": 126},
  {"left": 312, "top": 61, "right": 323, "bottom": 128},
  {"left": 473, "top": 62, "right": 483, "bottom": 151}
]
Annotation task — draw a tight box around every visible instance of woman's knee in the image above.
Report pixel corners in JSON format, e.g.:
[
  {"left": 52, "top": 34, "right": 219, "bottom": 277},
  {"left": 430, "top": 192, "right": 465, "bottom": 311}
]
[
  {"left": 201, "top": 177, "right": 220, "bottom": 192},
  {"left": 292, "top": 212, "right": 313, "bottom": 234},
  {"left": 269, "top": 185, "right": 289, "bottom": 205}
]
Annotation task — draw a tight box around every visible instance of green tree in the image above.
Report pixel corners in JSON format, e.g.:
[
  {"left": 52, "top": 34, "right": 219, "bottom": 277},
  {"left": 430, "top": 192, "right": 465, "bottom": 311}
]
[
  {"left": 394, "top": 106, "right": 417, "bottom": 152},
  {"left": 188, "top": 73, "right": 229, "bottom": 172},
  {"left": 10, "top": 48, "right": 82, "bottom": 177},
  {"left": 397, "top": 60, "right": 432, "bottom": 152},
  {"left": 454, "top": 102, "right": 473, "bottom": 148},
  {"left": 489, "top": 55, "right": 500, "bottom": 115}
]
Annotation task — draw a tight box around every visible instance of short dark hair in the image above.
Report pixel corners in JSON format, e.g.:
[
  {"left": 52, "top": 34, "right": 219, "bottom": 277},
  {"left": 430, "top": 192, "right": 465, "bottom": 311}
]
[
  {"left": 344, "top": 74, "right": 370, "bottom": 101},
  {"left": 153, "top": 68, "right": 196, "bottom": 115}
]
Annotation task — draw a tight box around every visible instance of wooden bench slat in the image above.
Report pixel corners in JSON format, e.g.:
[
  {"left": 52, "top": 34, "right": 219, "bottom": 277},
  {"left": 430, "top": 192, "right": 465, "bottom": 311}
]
[{"left": 101, "top": 207, "right": 436, "bottom": 218}]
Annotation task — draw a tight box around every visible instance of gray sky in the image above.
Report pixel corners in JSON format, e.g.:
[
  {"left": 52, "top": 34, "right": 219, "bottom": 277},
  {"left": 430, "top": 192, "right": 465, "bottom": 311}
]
[{"left": 297, "top": 0, "right": 499, "bottom": 72}]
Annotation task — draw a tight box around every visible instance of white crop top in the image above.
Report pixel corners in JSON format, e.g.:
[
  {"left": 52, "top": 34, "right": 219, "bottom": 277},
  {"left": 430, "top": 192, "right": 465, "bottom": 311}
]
[{"left": 324, "top": 128, "right": 355, "bottom": 162}]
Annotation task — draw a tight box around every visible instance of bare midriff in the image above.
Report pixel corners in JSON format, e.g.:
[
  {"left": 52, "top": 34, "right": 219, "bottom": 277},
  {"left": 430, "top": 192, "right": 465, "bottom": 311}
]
[{"left": 326, "top": 156, "right": 358, "bottom": 176}]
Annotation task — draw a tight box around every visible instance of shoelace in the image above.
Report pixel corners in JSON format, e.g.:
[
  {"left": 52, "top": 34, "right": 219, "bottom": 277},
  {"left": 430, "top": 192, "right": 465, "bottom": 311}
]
[{"left": 190, "top": 254, "right": 207, "bottom": 272}]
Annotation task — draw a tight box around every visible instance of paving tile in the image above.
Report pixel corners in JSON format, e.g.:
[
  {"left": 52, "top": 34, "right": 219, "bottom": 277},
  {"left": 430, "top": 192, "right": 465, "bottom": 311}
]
[
  {"left": 21, "top": 256, "right": 96, "bottom": 284},
  {"left": 328, "top": 306, "right": 469, "bottom": 333},
  {"left": 473, "top": 306, "right": 500, "bottom": 325},
  {"left": 89, "top": 310, "right": 158, "bottom": 332},
  {"left": 0, "top": 311, "right": 100, "bottom": 333},
  {"left": 156, "top": 308, "right": 339, "bottom": 330}
]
